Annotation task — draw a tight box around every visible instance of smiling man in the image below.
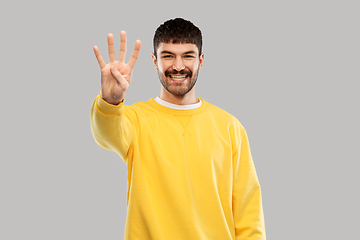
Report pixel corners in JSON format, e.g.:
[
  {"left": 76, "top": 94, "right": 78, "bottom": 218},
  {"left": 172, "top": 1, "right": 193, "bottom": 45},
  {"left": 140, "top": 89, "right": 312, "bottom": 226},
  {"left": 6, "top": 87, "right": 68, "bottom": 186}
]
[{"left": 90, "top": 18, "right": 266, "bottom": 240}]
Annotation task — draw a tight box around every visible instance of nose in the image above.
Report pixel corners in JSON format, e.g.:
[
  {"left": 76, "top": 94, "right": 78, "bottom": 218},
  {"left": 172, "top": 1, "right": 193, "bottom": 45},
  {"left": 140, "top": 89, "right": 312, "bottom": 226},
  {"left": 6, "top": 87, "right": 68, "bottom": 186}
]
[{"left": 172, "top": 57, "right": 185, "bottom": 71}]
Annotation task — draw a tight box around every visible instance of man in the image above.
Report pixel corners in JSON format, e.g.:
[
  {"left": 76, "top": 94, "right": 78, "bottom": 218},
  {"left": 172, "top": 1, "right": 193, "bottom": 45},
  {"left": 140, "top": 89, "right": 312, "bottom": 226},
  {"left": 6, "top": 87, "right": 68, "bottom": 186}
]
[{"left": 91, "top": 18, "right": 266, "bottom": 240}]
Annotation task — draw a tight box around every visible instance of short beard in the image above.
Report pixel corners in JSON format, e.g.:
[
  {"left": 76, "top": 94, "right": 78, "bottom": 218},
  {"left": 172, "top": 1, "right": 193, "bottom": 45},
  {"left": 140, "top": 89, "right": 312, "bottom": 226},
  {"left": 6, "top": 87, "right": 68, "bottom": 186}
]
[{"left": 157, "top": 66, "right": 200, "bottom": 97}]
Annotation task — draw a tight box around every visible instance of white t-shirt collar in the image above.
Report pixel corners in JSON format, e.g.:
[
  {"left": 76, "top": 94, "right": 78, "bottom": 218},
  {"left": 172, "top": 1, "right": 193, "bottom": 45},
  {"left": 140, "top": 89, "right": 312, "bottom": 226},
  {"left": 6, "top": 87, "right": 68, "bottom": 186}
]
[{"left": 154, "top": 96, "right": 202, "bottom": 110}]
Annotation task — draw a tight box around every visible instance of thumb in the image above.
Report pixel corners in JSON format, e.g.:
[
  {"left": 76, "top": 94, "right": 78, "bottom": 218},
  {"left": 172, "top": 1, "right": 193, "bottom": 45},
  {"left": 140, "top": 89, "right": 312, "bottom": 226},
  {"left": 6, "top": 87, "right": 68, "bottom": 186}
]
[{"left": 110, "top": 66, "right": 128, "bottom": 87}]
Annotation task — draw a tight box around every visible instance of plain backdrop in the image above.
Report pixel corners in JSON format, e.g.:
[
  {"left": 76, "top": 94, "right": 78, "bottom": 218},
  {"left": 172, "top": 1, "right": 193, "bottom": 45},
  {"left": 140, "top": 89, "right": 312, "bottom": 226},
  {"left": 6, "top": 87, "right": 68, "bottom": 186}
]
[{"left": 1, "top": 0, "right": 359, "bottom": 239}]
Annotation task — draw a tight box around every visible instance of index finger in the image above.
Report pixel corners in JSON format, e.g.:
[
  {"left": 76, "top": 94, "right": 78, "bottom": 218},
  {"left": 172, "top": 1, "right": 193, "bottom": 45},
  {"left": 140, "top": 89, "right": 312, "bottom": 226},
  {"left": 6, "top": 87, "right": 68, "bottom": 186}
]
[
  {"left": 127, "top": 40, "right": 141, "bottom": 69},
  {"left": 93, "top": 46, "right": 106, "bottom": 69}
]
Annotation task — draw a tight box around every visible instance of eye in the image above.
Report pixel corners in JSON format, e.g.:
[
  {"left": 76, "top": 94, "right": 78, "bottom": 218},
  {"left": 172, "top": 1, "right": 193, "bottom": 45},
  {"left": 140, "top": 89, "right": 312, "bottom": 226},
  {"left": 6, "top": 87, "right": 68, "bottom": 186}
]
[
  {"left": 162, "top": 55, "right": 173, "bottom": 59},
  {"left": 184, "top": 55, "right": 195, "bottom": 59}
]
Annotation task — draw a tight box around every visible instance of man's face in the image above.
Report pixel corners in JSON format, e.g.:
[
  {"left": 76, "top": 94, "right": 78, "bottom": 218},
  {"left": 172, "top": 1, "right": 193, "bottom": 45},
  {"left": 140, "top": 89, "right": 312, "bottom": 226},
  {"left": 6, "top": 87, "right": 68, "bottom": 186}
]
[{"left": 153, "top": 42, "right": 204, "bottom": 97}]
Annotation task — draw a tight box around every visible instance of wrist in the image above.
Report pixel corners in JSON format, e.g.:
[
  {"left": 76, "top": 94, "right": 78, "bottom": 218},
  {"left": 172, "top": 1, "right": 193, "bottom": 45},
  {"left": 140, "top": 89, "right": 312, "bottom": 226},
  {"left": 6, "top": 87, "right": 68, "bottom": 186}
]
[{"left": 100, "top": 90, "right": 124, "bottom": 105}]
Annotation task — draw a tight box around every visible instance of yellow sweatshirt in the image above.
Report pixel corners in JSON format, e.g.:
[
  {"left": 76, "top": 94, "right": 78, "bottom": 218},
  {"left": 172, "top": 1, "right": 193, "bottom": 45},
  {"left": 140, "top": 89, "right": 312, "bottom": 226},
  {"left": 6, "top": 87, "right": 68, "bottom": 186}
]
[{"left": 90, "top": 95, "right": 266, "bottom": 240}]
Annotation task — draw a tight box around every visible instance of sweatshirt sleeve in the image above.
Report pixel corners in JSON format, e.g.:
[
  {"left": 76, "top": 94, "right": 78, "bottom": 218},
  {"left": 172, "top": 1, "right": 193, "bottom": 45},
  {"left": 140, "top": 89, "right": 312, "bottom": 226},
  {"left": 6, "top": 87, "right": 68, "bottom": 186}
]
[
  {"left": 232, "top": 126, "right": 266, "bottom": 240},
  {"left": 90, "top": 94, "right": 134, "bottom": 162}
]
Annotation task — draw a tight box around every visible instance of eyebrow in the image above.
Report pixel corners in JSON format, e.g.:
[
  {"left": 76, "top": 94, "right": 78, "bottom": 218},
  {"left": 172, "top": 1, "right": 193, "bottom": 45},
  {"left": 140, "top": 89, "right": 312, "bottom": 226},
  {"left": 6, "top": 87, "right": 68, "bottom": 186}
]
[{"left": 160, "top": 50, "right": 197, "bottom": 55}]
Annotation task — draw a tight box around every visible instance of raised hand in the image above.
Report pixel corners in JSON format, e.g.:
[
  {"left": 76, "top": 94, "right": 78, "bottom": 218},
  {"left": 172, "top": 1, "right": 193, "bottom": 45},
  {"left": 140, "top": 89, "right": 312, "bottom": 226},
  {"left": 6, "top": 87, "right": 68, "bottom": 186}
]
[{"left": 93, "top": 31, "right": 141, "bottom": 105}]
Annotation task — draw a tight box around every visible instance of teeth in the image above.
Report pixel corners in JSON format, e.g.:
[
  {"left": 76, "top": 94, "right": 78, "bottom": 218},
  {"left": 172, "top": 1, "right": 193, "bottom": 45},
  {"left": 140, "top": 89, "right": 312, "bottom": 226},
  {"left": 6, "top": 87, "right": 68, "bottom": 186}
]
[{"left": 170, "top": 75, "right": 187, "bottom": 80}]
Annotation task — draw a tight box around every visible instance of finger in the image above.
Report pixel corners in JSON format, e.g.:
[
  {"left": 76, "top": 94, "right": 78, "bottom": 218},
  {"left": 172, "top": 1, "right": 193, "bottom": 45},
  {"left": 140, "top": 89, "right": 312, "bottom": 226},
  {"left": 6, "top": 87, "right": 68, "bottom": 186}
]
[
  {"left": 118, "top": 31, "right": 127, "bottom": 63},
  {"left": 107, "top": 33, "right": 115, "bottom": 63},
  {"left": 128, "top": 40, "right": 141, "bottom": 69},
  {"left": 93, "top": 46, "right": 106, "bottom": 69},
  {"left": 111, "top": 65, "right": 128, "bottom": 86}
]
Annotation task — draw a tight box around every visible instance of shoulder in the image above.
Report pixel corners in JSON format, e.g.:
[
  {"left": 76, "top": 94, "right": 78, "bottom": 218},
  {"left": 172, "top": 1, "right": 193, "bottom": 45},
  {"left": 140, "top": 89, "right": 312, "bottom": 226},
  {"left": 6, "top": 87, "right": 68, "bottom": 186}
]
[
  {"left": 202, "top": 100, "right": 249, "bottom": 147},
  {"left": 203, "top": 100, "right": 243, "bottom": 127},
  {"left": 122, "top": 98, "right": 159, "bottom": 120},
  {"left": 127, "top": 98, "right": 157, "bottom": 113}
]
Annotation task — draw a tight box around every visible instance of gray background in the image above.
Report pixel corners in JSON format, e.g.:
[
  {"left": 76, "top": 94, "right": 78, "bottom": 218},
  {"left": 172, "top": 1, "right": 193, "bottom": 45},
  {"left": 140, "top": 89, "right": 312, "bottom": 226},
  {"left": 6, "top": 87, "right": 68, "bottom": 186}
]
[{"left": 1, "top": 0, "right": 359, "bottom": 239}]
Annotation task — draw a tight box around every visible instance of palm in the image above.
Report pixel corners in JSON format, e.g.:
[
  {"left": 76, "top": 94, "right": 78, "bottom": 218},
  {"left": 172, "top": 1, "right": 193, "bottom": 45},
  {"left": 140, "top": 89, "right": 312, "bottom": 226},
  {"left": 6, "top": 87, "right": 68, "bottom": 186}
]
[{"left": 93, "top": 31, "right": 141, "bottom": 104}]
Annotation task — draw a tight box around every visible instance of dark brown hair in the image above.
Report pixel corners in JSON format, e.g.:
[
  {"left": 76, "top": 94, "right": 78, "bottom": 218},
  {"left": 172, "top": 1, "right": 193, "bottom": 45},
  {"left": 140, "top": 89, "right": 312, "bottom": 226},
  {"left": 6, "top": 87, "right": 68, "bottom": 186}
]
[{"left": 153, "top": 18, "right": 203, "bottom": 58}]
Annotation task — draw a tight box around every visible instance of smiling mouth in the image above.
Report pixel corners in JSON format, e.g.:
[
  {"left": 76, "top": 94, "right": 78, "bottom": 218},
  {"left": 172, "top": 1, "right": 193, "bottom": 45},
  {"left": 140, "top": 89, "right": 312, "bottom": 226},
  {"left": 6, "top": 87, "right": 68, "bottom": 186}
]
[{"left": 169, "top": 74, "right": 188, "bottom": 81}]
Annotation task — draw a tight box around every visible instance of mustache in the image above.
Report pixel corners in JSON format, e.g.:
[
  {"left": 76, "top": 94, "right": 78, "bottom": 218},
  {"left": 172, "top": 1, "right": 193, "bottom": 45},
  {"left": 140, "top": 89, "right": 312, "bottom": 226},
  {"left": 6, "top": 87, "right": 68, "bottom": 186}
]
[{"left": 165, "top": 68, "right": 192, "bottom": 78}]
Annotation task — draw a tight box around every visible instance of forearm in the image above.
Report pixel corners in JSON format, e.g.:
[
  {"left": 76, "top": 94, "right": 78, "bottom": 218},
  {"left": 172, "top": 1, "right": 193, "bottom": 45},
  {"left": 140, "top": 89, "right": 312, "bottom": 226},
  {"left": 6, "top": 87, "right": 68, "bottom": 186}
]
[
  {"left": 234, "top": 186, "right": 266, "bottom": 240},
  {"left": 233, "top": 129, "right": 266, "bottom": 240},
  {"left": 90, "top": 94, "right": 133, "bottom": 160}
]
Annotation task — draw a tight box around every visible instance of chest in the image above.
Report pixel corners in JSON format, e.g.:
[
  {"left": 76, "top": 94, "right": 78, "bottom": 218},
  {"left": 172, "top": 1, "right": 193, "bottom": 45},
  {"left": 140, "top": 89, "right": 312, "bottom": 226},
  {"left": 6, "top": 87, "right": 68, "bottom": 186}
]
[{"left": 135, "top": 114, "right": 233, "bottom": 172}]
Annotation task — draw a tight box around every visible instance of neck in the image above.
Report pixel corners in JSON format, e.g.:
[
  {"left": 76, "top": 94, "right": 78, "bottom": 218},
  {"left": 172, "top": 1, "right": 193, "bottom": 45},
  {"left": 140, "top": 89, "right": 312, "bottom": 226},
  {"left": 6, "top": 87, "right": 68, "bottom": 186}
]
[{"left": 159, "top": 87, "right": 198, "bottom": 105}]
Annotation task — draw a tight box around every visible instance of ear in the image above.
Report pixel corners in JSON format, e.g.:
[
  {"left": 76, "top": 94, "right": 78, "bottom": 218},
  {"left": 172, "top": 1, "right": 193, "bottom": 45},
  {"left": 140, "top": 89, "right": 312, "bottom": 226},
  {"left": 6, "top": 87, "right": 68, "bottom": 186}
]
[
  {"left": 152, "top": 53, "right": 158, "bottom": 70},
  {"left": 198, "top": 53, "right": 204, "bottom": 70}
]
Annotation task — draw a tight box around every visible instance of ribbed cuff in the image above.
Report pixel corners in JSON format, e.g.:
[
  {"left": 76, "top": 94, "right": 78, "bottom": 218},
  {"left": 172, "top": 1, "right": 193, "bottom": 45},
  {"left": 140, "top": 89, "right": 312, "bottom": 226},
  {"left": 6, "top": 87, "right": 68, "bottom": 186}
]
[{"left": 96, "top": 94, "right": 124, "bottom": 116}]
